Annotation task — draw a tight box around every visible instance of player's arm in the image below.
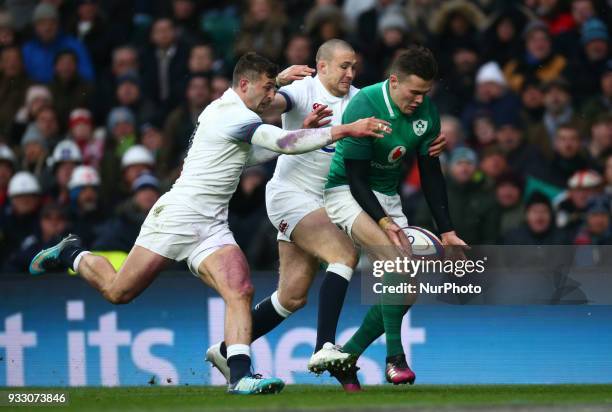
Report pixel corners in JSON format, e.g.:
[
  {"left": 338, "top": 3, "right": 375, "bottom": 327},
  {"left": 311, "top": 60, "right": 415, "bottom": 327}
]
[
  {"left": 265, "top": 65, "right": 316, "bottom": 114},
  {"left": 250, "top": 118, "right": 390, "bottom": 155},
  {"left": 345, "top": 158, "right": 410, "bottom": 251},
  {"left": 416, "top": 110, "right": 466, "bottom": 247}
]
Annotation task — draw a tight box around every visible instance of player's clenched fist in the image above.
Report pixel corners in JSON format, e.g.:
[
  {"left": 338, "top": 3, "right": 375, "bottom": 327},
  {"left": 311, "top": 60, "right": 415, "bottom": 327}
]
[{"left": 347, "top": 117, "right": 392, "bottom": 139}]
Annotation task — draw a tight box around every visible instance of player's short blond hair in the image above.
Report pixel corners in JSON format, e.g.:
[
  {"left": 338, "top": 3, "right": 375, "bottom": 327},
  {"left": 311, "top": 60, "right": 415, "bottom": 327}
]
[{"left": 315, "top": 39, "right": 354, "bottom": 63}]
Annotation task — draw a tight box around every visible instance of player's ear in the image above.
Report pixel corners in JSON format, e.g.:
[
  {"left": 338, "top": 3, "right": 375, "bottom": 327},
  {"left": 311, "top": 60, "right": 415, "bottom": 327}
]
[
  {"left": 317, "top": 60, "right": 327, "bottom": 75},
  {"left": 389, "top": 74, "right": 399, "bottom": 89},
  {"left": 239, "top": 78, "right": 249, "bottom": 92}
]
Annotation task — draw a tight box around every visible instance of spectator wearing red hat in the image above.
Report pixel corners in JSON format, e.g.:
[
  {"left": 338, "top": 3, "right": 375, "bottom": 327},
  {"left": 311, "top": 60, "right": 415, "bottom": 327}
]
[
  {"left": 68, "top": 108, "right": 103, "bottom": 168},
  {"left": 555, "top": 169, "right": 604, "bottom": 237}
]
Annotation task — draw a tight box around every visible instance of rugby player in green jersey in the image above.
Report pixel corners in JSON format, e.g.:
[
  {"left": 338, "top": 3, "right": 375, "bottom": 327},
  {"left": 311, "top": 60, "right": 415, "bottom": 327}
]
[{"left": 324, "top": 46, "right": 468, "bottom": 390}]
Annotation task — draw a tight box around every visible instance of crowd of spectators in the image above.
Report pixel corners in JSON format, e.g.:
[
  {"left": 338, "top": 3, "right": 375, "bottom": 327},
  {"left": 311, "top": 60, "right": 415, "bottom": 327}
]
[{"left": 0, "top": 0, "right": 610, "bottom": 273}]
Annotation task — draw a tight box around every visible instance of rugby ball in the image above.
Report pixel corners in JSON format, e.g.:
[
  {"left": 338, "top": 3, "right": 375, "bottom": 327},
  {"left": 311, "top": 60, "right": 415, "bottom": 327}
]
[{"left": 402, "top": 226, "right": 444, "bottom": 257}]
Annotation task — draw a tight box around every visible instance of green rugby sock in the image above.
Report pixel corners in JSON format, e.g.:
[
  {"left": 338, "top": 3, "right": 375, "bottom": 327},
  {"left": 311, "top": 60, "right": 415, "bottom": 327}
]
[
  {"left": 381, "top": 302, "right": 410, "bottom": 357},
  {"left": 380, "top": 272, "right": 410, "bottom": 357},
  {"left": 342, "top": 304, "right": 384, "bottom": 357}
]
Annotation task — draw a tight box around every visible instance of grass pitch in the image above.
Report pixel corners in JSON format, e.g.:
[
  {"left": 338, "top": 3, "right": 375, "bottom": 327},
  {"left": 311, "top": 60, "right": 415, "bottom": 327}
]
[{"left": 12, "top": 384, "right": 612, "bottom": 412}]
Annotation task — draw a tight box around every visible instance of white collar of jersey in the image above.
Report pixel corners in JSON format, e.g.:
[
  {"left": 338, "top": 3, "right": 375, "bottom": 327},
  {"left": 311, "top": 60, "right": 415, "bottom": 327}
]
[
  {"left": 224, "top": 87, "right": 255, "bottom": 112},
  {"left": 315, "top": 75, "right": 344, "bottom": 103},
  {"left": 382, "top": 80, "right": 397, "bottom": 119}
]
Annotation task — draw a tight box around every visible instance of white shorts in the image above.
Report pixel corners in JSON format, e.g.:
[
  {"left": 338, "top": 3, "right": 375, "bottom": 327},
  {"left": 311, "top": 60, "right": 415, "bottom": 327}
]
[
  {"left": 324, "top": 185, "right": 408, "bottom": 240},
  {"left": 135, "top": 200, "right": 237, "bottom": 276},
  {"left": 266, "top": 179, "right": 323, "bottom": 242}
]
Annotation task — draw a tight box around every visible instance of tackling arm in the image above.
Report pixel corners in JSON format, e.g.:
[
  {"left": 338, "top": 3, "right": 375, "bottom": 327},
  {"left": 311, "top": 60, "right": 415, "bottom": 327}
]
[
  {"left": 416, "top": 154, "right": 453, "bottom": 233},
  {"left": 345, "top": 158, "right": 387, "bottom": 222}
]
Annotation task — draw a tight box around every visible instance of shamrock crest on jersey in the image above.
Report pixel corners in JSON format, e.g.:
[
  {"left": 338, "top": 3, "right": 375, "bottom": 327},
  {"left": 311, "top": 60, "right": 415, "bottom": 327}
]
[{"left": 413, "top": 119, "right": 428, "bottom": 136}]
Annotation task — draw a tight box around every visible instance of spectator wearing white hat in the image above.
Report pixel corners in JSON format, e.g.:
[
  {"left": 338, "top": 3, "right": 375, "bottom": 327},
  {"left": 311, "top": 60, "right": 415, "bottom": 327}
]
[
  {"left": 461, "top": 61, "right": 521, "bottom": 132},
  {"left": 0, "top": 144, "right": 16, "bottom": 210},
  {"left": 44, "top": 139, "right": 83, "bottom": 205},
  {"left": 0, "top": 171, "right": 42, "bottom": 262},
  {"left": 121, "top": 144, "right": 154, "bottom": 190},
  {"left": 68, "top": 165, "right": 106, "bottom": 248},
  {"left": 12, "top": 84, "right": 52, "bottom": 144}
]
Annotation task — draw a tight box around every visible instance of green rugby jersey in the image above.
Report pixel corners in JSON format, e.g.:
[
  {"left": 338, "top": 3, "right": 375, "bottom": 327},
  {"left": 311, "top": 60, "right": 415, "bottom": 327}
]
[{"left": 326, "top": 80, "right": 440, "bottom": 196}]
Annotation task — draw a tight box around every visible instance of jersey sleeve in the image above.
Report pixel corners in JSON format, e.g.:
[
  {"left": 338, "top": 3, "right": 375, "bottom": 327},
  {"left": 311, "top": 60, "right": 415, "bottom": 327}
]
[
  {"left": 221, "top": 106, "right": 263, "bottom": 144},
  {"left": 278, "top": 77, "right": 311, "bottom": 114},
  {"left": 417, "top": 99, "right": 441, "bottom": 156},
  {"left": 340, "top": 92, "right": 377, "bottom": 160}
]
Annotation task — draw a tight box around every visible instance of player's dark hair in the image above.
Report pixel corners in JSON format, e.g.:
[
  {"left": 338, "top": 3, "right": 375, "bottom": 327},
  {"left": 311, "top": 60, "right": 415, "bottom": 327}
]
[
  {"left": 389, "top": 46, "right": 438, "bottom": 81},
  {"left": 232, "top": 52, "right": 279, "bottom": 87}
]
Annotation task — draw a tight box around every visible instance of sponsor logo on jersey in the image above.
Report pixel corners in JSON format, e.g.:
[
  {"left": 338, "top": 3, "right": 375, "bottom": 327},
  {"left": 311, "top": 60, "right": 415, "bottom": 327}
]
[
  {"left": 388, "top": 146, "right": 407, "bottom": 163},
  {"left": 278, "top": 220, "right": 289, "bottom": 234},
  {"left": 413, "top": 119, "right": 428, "bottom": 136}
]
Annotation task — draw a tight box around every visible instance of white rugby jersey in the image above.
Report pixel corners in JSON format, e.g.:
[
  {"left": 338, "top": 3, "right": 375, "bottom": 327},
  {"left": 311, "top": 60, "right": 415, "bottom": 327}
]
[
  {"left": 271, "top": 75, "right": 359, "bottom": 197},
  {"left": 163, "top": 88, "right": 262, "bottom": 220}
]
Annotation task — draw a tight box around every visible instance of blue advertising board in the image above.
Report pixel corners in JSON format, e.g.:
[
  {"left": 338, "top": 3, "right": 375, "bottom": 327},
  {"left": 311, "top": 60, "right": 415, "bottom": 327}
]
[{"left": 1, "top": 272, "right": 611, "bottom": 386}]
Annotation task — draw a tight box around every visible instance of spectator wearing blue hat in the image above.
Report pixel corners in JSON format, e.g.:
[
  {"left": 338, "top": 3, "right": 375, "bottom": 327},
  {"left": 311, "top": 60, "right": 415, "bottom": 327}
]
[
  {"left": 92, "top": 172, "right": 160, "bottom": 252},
  {"left": 21, "top": 3, "right": 94, "bottom": 83},
  {"left": 564, "top": 17, "right": 610, "bottom": 104},
  {"left": 574, "top": 194, "right": 612, "bottom": 245},
  {"left": 415, "top": 147, "right": 500, "bottom": 245}
]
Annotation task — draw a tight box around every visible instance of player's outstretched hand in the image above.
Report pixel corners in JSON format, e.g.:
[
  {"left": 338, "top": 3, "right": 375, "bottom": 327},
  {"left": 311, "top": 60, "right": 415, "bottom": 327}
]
[
  {"left": 428, "top": 132, "right": 447, "bottom": 157},
  {"left": 302, "top": 104, "right": 333, "bottom": 128},
  {"left": 276, "top": 65, "right": 316, "bottom": 87},
  {"left": 379, "top": 217, "right": 412, "bottom": 256},
  {"left": 348, "top": 117, "right": 392, "bottom": 139}
]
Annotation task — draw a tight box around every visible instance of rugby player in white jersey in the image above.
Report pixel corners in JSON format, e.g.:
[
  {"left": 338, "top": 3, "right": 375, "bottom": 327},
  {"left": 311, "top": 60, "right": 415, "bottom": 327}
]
[
  {"left": 28, "top": 52, "right": 391, "bottom": 395},
  {"left": 206, "top": 40, "right": 446, "bottom": 384}
]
